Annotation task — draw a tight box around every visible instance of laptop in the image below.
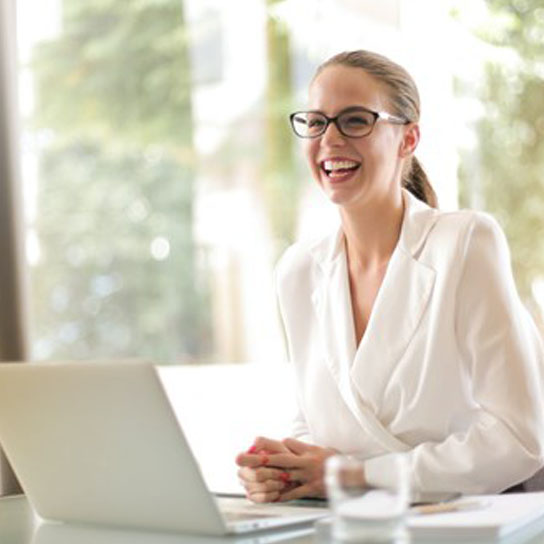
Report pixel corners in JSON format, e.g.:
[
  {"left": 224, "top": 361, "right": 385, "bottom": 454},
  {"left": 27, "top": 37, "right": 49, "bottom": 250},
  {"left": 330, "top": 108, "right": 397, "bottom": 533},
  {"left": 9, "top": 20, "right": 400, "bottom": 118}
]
[{"left": 0, "top": 362, "right": 326, "bottom": 536}]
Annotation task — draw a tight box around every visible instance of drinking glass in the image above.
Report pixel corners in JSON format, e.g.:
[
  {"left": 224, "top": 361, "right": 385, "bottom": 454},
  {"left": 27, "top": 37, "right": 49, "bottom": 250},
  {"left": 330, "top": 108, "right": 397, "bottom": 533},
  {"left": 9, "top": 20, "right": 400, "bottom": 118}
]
[{"left": 325, "top": 453, "right": 410, "bottom": 543}]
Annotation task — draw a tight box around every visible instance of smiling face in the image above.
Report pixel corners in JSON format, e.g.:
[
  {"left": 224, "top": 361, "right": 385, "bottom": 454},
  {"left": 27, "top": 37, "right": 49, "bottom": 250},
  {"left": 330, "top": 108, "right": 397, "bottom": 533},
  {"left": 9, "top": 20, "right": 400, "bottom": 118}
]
[{"left": 304, "top": 64, "right": 416, "bottom": 211}]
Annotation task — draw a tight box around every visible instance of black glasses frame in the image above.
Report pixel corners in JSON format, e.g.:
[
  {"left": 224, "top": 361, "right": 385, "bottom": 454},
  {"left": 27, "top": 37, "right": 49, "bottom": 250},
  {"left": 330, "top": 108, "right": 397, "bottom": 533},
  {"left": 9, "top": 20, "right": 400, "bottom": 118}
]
[{"left": 289, "top": 106, "right": 407, "bottom": 139}]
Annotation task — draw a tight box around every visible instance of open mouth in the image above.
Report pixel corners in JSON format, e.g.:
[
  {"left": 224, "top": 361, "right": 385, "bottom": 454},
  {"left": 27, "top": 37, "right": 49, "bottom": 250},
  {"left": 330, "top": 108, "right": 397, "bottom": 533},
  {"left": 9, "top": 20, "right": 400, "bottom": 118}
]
[{"left": 321, "top": 159, "right": 361, "bottom": 178}]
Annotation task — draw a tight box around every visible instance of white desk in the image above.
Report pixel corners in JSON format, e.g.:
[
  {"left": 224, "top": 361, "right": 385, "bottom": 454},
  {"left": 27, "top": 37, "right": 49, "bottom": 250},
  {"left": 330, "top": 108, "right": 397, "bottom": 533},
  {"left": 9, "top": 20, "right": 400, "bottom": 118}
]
[
  {"left": 0, "top": 495, "right": 316, "bottom": 544},
  {"left": 6, "top": 493, "right": 544, "bottom": 544}
]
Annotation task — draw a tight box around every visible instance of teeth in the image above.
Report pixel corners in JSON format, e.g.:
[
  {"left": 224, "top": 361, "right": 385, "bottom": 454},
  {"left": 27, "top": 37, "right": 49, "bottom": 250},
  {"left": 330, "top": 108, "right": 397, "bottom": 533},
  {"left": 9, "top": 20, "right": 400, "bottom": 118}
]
[{"left": 323, "top": 159, "right": 359, "bottom": 171}]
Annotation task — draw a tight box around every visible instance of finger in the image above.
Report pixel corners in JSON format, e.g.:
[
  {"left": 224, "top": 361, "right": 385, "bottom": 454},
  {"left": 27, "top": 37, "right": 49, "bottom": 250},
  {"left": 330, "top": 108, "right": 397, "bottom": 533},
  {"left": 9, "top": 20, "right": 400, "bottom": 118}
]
[
  {"left": 282, "top": 437, "right": 313, "bottom": 455},
  {"left": 244, "top": 479, "right": 286, "bottom": 494},
  {"left": 238, "top": 467, "right": 258, "bottom": 483},
  {"left": 262, "top": 453, "right": 306, "bottom": 469},
  {"left": 284, "top": 480, "right": 300, "bottom": 492},
  {"left": 279, "top": 471, "right": 292, "bottom": 484},
  {"left": 237, "top": 451, "right": 308, "bottom": 469},
  {"left": 236, "top": 453, "right": 268, "bottom": 468},
  {"left": 238, "top": 466, "right": 285, "bottom": 483},
  {"left": 284, "top": 468, "right": 307, "bottom": 483},
  {"left": 252, "top": 437, "right": 290, "bottom": 454},
  {"left": 277, "top": 483, "right": 314, "bottom": 502},
  {"left": 248, "top": 490, "right": 281, "bottom": 503},
  {"left": 236, "top": 452, "right": 253, "bottom": 467},
  {"left": 236, "top": 452, "right": 279, "bottom": 468}
]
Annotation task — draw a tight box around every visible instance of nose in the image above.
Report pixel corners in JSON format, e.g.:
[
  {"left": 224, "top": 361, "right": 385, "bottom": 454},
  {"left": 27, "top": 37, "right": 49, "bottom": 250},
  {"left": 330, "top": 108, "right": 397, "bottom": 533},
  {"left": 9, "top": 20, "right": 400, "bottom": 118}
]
[{"left": 320, "top": 120, "right": 346, "bottom": 146}]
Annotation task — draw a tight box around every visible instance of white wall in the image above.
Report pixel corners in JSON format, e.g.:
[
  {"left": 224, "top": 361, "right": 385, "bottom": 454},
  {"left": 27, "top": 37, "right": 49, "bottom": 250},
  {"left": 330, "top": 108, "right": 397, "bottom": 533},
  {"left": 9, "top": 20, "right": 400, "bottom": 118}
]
[{"left": 158, "top": 363, "right": 297, "bottom": 494}]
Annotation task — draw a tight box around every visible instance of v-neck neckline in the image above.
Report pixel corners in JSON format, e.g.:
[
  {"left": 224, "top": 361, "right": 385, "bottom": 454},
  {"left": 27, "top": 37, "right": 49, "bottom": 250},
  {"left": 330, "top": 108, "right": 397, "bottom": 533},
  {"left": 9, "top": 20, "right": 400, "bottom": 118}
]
[{"left": 340, "top": 235, "right": 400, "bottom": 363}]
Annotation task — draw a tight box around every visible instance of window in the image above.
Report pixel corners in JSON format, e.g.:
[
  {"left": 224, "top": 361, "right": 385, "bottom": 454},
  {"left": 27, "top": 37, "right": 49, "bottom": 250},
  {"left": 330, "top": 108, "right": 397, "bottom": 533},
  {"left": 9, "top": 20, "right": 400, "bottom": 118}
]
[{"left": 16, "top": 0, "right": 544, "bottom": 366}]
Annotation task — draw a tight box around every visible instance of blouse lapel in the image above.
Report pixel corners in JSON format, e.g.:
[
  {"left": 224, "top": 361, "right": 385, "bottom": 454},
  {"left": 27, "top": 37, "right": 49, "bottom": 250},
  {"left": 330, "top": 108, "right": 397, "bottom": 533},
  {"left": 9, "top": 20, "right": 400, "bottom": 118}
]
[
  {"left": 309, "top": 190, "right": 439, "bottom": 452},
  {"left": 350, "top": 244, "right": 436, "bottom": 406},
  {"left": 310, "top": 227, "right": 357, "bottom": 392}
]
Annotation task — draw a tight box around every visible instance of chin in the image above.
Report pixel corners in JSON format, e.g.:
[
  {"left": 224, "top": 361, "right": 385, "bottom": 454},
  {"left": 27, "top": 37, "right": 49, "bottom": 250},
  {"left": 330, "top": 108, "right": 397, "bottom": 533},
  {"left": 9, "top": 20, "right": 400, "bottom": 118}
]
[
  {"left": 323, "top": 184, "right": 360, "bottom": 206},
  {"left": 325, "top": 192, "right": 356, "bottom": 208},
  {"left": 327, "top": 193, "right": 347, "bottom": 205}
]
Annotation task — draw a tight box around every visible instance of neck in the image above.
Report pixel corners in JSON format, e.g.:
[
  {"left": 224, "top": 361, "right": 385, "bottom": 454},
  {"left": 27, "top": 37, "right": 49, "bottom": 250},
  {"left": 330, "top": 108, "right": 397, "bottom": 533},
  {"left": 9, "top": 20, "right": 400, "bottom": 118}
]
[{"left": 340, "top": 190, "right": 404, "bottom": 270}]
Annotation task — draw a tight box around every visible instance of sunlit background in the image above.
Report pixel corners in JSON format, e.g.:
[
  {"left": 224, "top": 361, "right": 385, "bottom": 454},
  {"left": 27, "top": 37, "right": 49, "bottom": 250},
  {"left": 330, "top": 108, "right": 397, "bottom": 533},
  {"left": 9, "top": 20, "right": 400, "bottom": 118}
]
[{"left": 15, "top": 0, "right": 544, "bottom": 365}]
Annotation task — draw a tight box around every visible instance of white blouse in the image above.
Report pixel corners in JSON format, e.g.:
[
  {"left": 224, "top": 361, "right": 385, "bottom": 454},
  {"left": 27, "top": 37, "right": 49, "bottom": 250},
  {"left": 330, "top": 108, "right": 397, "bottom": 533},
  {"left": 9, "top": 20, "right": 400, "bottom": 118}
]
[{"left": 275, "top": 190, "right": 544, "bottom": 494}]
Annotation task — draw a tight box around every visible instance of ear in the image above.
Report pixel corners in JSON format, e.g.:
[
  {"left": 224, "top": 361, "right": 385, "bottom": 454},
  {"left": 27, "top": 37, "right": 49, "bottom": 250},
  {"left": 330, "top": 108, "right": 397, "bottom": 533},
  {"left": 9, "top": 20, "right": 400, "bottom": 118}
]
[{"left": 399, "top": 123, "right": 419, "bottom": 158}]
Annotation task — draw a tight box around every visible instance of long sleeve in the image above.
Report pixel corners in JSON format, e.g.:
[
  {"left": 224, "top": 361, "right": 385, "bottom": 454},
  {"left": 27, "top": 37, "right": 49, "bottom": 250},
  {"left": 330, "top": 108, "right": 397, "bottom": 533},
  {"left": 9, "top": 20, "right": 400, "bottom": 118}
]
[
  {"left": 273, "top": 265, "right": 314, "bottom": 444},
  {"left": 364, "top": 214, "right": 544, "bottom": 494},
  {"left": 291, "top": 405, "right": 314, "bottom": 444}
]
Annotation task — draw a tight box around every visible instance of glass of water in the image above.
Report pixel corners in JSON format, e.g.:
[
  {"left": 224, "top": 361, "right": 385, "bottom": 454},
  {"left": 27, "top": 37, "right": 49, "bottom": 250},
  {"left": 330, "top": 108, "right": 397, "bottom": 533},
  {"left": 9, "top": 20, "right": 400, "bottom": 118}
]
[{"left": 325, "top": 453, "right": 410, "bottom": 543}]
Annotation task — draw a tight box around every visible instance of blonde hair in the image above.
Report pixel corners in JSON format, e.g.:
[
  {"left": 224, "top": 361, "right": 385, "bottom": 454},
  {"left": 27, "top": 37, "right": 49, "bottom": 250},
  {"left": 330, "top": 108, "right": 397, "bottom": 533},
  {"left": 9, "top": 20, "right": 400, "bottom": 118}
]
[{"left": 315, "top": 50, "right": 438, "bottom": 208}]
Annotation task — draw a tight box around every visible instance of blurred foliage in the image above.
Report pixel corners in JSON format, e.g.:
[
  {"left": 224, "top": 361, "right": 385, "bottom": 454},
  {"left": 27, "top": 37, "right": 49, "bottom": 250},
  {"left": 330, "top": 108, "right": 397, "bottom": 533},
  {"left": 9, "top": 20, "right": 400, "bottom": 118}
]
[
  {"left": 458, "top": 0, "right": 544, "bottom": 321},
  {"left": 30, "top": 0, "right": 212, "bottom": 362},
  {"left": 264, "top": 0, "right": 300, "bottom": 255},
  {"left": 32, "top": 0, "right": 193, "bottom": 150}
]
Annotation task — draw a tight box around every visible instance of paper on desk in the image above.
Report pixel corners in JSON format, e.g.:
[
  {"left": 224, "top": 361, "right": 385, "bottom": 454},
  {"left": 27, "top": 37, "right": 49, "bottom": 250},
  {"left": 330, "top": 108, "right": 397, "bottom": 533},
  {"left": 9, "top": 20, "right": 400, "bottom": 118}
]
[{"left": 408, "top": 492, "right": 544, "bottom": 540}]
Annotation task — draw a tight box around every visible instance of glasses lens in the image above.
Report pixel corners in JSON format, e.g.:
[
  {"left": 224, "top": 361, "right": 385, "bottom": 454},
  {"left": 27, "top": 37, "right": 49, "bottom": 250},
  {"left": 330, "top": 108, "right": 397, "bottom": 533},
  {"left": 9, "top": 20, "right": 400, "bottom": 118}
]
[
  {"left": 337, "top": 110, "right": 375, "bottom": 137},
  {"left": 291, "top": 112, "right": 327, "bottom": 138}
]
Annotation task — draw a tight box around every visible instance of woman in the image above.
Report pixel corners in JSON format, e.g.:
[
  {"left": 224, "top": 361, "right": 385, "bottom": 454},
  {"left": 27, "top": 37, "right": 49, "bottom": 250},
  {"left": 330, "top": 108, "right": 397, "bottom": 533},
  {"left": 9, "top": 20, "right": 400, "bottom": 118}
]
[{"left": 236, "top": 50, "right": 544, "bottom": 503}]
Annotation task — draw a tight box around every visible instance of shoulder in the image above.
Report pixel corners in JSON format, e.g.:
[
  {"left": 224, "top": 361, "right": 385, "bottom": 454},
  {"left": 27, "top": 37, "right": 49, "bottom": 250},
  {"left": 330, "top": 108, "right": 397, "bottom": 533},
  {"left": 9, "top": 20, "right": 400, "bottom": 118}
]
[
  {"left": 409, "top": 201, "right": 510, "bottom": 272},
  {"left": 401, "top": 191, "right": 504, "bottom": 258},
  {"left": 275, "top": 240, "right": 313, "bottom": 280},
  {"left": 426, "top": 208, "right": 507, "bottom": 255},
  {"left": 435, "top": 209, "right": 507, "bottom": 254},
  {"left": 275, "top": 229, "right": 339, "bottom": 290},
  {"left": 275, "top": 239, "right": 319, "bottom": 286},
  {"left": 274, "top": 241, "right": 314, "bottom": 303},
  {"left": 421, "top": 209, "right": 514, "bottom": 289}
]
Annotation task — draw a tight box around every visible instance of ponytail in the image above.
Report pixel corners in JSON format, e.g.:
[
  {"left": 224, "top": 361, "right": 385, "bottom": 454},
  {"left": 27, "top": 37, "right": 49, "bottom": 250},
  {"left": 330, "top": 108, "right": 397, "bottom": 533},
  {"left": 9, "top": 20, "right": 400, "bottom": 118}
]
[{"left": 402, "top": 156, "right": 438, "bottom": 208}]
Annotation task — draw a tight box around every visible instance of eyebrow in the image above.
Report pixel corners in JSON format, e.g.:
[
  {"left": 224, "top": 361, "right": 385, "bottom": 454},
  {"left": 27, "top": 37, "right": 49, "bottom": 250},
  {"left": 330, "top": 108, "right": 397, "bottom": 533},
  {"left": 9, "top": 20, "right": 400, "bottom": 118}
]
[
  {"left": 338, "top": 106, "right": 375, "bottom": 114},
  {"left": 306, "top": 106, "right": 376, "bottom": 116}
]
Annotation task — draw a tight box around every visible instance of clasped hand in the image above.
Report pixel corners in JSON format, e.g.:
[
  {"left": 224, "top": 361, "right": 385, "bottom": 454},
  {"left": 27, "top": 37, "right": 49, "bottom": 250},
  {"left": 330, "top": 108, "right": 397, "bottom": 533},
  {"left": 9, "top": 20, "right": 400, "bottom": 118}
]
[{"left": 235, "top": 437, "right": 336, "bottom": 503}]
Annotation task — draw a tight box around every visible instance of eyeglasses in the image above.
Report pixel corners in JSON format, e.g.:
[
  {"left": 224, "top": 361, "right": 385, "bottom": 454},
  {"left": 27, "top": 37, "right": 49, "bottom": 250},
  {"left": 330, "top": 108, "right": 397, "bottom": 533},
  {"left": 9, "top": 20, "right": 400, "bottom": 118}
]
[{"left": 289, "top": 107, "right": 407, "bottom": 139}]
